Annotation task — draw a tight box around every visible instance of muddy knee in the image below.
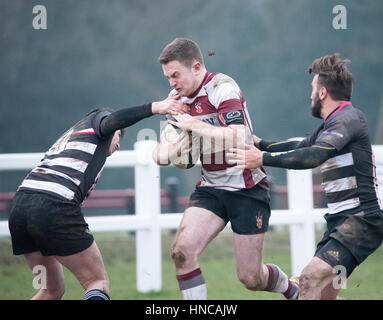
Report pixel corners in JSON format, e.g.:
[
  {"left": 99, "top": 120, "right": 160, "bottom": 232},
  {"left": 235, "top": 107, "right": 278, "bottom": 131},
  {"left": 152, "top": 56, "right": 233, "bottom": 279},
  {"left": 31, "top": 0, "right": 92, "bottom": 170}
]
[
  {"left": 171, "top": 247, "right": 187, "bottom": 268},
  {"left": 299, "top": 267, "right": 321, "bottom": 291},
  {"left": 171, "top": 241, "right": 198, "bottom": 270}
]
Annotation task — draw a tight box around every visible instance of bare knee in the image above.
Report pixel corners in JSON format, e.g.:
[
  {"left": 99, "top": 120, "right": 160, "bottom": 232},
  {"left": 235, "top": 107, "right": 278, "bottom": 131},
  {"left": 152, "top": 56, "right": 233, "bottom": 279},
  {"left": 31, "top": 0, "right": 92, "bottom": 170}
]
[
  {"left": 237, "top": 269, "right": 264, "bottom": 291},
  {"left": 171, "top": 245, "right": 187, "bottom": 268},
  {"left": 300, "top": 267, "right": 317, "bottom": 288},
  {"left": 170, "top": 241, "right": 197, "bottom": 270},
  {"left": 299, "top": 264, "right": 331, "bottom": 296},
  {"left": 239, "top": 275, "right": 263, "bottom": 291}
]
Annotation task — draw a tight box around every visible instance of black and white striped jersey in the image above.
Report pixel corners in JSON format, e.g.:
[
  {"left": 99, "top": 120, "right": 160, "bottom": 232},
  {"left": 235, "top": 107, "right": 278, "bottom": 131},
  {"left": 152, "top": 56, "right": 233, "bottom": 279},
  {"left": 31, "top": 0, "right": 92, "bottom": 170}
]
[
  {"left": 18, "top": 110, "right": 113, "bottom": 205},
  {"left": 300, "top": 102, "right": 382, "bottom": 214}
]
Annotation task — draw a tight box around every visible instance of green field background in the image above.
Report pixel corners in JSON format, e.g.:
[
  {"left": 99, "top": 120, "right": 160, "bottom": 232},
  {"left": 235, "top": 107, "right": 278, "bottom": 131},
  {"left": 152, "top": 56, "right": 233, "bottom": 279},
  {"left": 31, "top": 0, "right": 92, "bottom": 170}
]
[{"left": 0, "top": 227, "right": 382, "bottom": 300}]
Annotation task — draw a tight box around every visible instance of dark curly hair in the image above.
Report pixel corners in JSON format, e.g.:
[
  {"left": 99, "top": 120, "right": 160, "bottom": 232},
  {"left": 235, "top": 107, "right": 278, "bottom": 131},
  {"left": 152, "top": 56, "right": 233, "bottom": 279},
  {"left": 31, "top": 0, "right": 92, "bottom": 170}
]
[{"left": 308, "top": 53, "right": 354, "bottom": 100}]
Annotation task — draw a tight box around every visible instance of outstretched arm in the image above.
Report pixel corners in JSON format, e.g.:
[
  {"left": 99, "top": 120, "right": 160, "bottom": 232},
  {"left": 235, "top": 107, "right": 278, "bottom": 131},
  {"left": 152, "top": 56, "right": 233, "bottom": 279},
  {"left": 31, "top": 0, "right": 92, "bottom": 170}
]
[
  {"left": 262, "top": 144, "right": 337, "bottom": 169},
  {"left": 100, "top": 96, "right": 188, "bottom": 136},
  {"left": 226, "top": 142, "right": 337, "bottom": 170},
  {"left": 100, "top": 104, "right": 153, "bottom": 136},
  {"left": 253, "top": 134, "right": 305, "bottom": 152}
]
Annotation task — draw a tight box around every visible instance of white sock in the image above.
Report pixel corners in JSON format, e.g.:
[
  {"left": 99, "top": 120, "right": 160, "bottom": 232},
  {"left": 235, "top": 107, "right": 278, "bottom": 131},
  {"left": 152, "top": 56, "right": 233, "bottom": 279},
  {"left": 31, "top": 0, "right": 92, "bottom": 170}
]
[
  {"left": 177, "top": 268, "right": 207, "bottom": 300},
  {"left": 266, "top": 264, "right": 299, "bottom": 300},
  {"left": 181, "top": 284, "right": 207, "bottom": 300}
]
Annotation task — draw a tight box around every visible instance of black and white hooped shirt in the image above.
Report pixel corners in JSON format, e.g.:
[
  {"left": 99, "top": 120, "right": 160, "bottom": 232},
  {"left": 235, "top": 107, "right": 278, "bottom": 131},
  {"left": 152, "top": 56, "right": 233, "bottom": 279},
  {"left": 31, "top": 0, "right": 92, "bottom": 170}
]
[
  {"left": 299, "top": 102, "right": 382, "bottom": 214},
  {"left": 18, "top": 110, "right": 113, "bottom": 205}
]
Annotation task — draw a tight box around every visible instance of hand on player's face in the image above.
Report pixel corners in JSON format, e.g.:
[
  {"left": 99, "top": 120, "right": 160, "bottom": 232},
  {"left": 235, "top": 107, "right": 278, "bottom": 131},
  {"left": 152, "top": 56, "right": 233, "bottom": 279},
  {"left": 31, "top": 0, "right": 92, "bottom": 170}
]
[
  {"left": 165, "top": 95, "right": 190, "bottom": 115},
  {"left": 153, "top": 95, "right": 189, "bottom": 115},
  {"left": 226, "top": 144, "right": 263, "bottom": 169}
]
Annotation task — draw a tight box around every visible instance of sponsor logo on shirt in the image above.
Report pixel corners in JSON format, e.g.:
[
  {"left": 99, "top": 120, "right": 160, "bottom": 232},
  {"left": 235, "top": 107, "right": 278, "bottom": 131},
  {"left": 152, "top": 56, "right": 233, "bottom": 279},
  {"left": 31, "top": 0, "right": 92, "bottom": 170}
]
[{"left": 226, "top": 110, "right": 241, "bottom": 120}]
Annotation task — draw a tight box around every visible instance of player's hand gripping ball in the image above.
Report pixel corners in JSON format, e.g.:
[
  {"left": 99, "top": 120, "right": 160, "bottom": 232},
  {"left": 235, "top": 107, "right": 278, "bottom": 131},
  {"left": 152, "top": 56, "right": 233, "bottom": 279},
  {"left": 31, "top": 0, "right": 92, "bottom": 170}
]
[{"left": 162, "top": 121, "right": 200, "bottom": 169}]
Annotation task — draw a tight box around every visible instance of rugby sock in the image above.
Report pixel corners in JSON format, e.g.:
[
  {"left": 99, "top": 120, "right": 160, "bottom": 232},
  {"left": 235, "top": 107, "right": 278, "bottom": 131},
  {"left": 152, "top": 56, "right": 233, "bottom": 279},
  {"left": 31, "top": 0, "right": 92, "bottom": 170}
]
[
  {"left": 84, "top": 289, "right": 110, "bottom": 300},
  {"left": 176, "top": 268, "right": 207, "bottom": 300},
  {"left": 265, "top": 264, "right": 299, "bottom": 300}
]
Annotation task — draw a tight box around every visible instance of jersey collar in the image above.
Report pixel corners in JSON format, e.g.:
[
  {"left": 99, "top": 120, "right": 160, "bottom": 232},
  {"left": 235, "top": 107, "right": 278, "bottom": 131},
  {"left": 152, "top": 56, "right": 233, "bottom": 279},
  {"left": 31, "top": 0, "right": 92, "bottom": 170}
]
[
  {"left": 324, "top": 101, "right": 352, "bottom": 122},
  {"left": 187, "top": 71, "right": 211, "bottom": 99}
]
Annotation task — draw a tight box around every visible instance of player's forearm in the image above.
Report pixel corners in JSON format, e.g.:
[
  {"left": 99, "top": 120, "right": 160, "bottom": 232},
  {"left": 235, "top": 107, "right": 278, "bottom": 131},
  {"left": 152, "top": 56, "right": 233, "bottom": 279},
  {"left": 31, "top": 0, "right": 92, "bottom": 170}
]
[
  {"left": 100, "top": 103, "right": 153, "bottom": 136},
  {"left": 258, "top": 139, "right": 303, "bottom": 152},
  {"left": 192, "top": 122, "right": 245, "bottom": 149},
  {"left": 262, "top": 145, "right": 337, "bottom": 169}
]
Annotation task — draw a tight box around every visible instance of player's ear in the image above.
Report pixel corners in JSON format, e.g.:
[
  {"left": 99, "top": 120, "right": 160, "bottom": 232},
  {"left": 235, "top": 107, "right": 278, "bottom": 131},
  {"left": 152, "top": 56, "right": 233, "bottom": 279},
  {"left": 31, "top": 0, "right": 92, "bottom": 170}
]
[
  {"left": 192, "top": 60, "right": 201, "bottom": 73},
  {"left": 319, "top": 86, "right": 327, "bottom": 100}
]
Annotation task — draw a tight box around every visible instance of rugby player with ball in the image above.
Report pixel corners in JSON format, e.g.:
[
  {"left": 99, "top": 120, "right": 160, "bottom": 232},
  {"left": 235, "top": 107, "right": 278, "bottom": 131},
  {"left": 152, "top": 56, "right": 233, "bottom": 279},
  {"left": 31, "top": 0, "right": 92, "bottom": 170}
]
[{"left": 152, "top": 38, "right": 298, "bottom": 300}]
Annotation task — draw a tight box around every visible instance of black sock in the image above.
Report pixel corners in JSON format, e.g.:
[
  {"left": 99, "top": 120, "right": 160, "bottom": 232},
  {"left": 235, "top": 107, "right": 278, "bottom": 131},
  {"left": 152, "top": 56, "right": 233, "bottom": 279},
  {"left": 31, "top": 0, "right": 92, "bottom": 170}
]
[{"left": 84, "top": 289, "right": 110, "bottom": 300}]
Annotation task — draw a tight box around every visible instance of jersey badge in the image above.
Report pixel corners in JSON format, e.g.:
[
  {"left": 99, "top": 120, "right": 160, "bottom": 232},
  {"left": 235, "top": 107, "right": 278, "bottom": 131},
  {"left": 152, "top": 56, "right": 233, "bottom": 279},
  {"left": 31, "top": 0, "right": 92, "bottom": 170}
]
[
  {"left": 256, "top": 212, "right": 263, "bottom": 229},
  {"left": 194, "top": 102, "right": 203, "bottom": 114}
]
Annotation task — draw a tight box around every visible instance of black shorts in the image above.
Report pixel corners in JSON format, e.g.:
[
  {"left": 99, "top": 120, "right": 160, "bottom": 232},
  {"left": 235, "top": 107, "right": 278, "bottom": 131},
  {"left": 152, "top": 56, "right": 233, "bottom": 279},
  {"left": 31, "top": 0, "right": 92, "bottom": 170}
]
[
  {"left": 187, "top": 184, "right": 271, "bottom": 235},
  {"left": 315, "top": 209, "right": 383, "bottom": 277},
  {"left": 8, "top": 190, "right": 94, "bottom": 256}
]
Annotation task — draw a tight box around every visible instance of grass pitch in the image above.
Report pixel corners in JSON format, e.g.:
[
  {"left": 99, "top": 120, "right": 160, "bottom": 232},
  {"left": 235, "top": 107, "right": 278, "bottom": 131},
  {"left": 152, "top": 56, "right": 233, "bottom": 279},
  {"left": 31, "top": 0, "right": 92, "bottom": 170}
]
[{"left": 0, "top": 226, "right": 382, "bottom": 300}]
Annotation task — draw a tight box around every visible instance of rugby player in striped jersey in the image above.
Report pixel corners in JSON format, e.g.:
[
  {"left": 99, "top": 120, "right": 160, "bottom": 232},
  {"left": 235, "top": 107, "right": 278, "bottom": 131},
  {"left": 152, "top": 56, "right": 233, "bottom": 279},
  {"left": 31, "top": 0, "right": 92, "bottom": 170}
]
[
  {"left": 227, "top": 53, "right": 383, "bottom": 299},
  {"left": 8, "top": 96, "right": 188, "bottom": 300}
]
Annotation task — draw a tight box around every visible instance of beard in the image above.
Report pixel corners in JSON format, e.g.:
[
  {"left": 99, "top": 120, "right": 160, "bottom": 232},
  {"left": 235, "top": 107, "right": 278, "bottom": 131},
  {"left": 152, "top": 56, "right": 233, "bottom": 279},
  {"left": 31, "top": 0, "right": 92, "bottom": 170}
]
[{"left": 311, "top": 92, "right": 323, "bottom": 119}]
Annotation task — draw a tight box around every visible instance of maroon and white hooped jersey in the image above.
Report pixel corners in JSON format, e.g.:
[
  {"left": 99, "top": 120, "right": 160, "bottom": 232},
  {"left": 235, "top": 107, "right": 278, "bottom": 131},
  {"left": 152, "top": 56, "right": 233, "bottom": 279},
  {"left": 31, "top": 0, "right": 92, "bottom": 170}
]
[{"left": 169, "top": 72, "right": 268, "bottom": 191}]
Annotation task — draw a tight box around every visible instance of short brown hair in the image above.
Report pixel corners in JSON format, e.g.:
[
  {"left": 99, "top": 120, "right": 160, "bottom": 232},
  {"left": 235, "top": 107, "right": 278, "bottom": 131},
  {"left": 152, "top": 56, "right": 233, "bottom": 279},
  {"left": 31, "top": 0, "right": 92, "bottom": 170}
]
[
  {"left": 308, "top": 53, "right": 354, "bottom": 100},
  {"left": 158, "top": 38, "right": 204, "bottom": 67}
]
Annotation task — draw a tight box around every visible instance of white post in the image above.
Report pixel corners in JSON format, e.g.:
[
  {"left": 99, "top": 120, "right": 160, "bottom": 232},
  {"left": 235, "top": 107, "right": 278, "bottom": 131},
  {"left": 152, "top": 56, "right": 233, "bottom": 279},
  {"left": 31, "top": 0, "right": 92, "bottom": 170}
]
[
  {"left": 373, "top": 145, "right": 383, "bottom": 204},
  {"left": 287, "top": 169, "right": 316, "bottom": 277},
  {"left": 134, "top": 140, "right": 162, "bottom": 292}
]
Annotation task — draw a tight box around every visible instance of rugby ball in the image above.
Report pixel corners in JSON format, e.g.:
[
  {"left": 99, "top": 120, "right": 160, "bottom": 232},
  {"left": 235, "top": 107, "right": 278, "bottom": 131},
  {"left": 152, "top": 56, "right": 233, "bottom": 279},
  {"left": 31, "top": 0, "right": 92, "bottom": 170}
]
[{"left": 162, "top": 123, "right": 200, "bottom": 169}]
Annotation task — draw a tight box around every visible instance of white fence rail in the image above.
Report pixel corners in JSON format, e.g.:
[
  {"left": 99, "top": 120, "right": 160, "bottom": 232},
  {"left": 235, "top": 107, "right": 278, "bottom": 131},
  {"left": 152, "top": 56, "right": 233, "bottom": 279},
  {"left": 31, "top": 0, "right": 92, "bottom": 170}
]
[{"left": 0, "top": 142, "right": 382, "bottom": 292}]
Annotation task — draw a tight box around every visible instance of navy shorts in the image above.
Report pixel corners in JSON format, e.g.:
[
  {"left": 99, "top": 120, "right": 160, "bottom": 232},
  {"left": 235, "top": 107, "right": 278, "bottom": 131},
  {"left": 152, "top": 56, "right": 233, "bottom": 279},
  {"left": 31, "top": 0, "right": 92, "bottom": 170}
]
[
  {"left": 187, "top": 184, "right": 271, "bottom": 235},
  {"left": 315, "top": 209, "right": 383, "bottom": 277},
  {"left": 8, "top": 190, "right": 94, "bottom": 256}
]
